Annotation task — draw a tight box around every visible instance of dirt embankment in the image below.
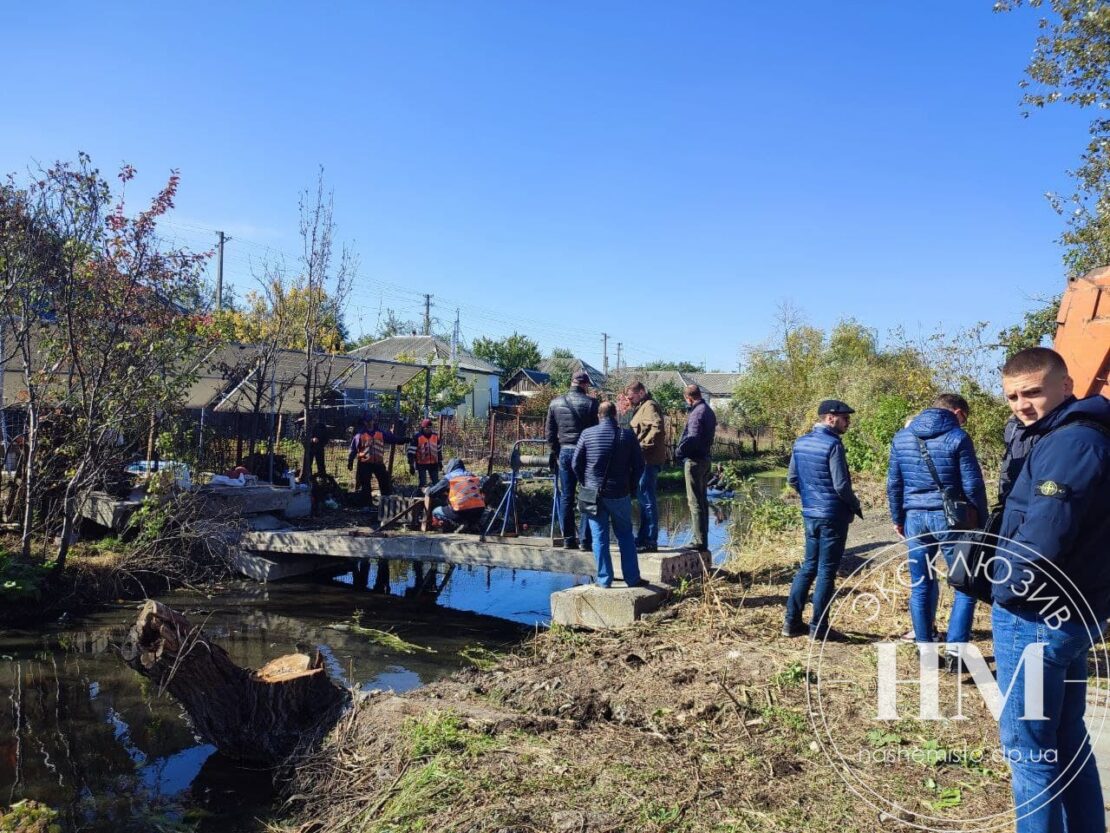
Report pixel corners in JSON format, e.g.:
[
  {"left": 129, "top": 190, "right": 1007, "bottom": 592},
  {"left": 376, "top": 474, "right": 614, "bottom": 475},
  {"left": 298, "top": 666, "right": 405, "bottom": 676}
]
[{"left": 279, "top": 517, "right": 1015, "bottom": 833}]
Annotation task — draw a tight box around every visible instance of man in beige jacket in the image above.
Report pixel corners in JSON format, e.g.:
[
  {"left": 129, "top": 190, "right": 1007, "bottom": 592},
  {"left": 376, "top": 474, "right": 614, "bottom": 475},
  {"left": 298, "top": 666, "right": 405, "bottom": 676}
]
[{"left": 626, "top": 382, "right": 667, "bottom": 552}]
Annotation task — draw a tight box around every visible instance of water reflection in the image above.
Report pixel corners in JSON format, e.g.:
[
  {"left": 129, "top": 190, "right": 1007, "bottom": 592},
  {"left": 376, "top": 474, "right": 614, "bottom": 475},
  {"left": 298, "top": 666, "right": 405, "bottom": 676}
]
[
  {"left": 0, "top": 476, "right": 777, "bottom": 830},
  {"left": 0, "top": 584, "right": 526, "bottom": 832}
]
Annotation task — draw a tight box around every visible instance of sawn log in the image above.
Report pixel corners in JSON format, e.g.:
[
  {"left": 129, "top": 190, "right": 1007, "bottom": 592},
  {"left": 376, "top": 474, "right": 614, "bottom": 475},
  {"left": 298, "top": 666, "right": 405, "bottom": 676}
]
[{"left": 121, "top": 600, "right": 349, "bottom": 764}]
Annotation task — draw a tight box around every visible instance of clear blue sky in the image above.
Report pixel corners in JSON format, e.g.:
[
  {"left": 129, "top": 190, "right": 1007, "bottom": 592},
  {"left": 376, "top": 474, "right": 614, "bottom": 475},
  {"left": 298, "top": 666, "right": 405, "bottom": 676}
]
[{"left": 2, "top": 1, "right": 1086, "bottom": 371}]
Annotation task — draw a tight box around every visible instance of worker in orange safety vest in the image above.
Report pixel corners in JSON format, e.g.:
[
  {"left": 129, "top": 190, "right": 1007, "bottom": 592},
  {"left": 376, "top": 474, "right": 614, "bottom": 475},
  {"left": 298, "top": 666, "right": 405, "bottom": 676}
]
[
  {"left": 406, "top": 418, "right": 443, "bottom": 488},
  {"left": 347, "top": 417, "right": 405, "bottom": 510},
  {"left": 422, "top": 458, "right": 486, "bottom": 533}
]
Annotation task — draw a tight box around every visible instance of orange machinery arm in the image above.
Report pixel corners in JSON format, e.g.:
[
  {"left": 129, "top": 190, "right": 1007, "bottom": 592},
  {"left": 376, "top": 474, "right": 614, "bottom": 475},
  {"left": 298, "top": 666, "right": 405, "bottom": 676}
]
[{"left": 1054, "top": 267, "right": 1110, "bottom": 398}]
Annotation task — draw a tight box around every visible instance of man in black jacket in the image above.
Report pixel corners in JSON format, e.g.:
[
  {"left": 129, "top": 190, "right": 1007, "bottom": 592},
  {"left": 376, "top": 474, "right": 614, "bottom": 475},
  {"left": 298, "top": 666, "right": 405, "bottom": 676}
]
[
  {"left": 573, "top": 402, "right": 645, "bottom": 587},
  {"left": 545, "top": 371, "right": 599, "bottom": 549},
  {"left": 675, "top": 385, "right": 717, "bottom": 552}
]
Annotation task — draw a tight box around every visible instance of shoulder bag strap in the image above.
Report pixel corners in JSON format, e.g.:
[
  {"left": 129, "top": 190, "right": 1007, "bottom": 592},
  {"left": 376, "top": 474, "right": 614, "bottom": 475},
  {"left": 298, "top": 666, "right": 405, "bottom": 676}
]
[
  {"left": 916, "top": 437, "right": 946, "bottom": 494},
  {"left": 599, "top": 425, "right": 620, "bottom": 485}
]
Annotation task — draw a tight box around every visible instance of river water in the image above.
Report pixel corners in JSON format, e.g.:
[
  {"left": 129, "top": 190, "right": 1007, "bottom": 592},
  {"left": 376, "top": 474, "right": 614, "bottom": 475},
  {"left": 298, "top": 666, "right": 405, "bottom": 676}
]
[{"left": 0, "top": 482, "right": 782, "bottom": 830}]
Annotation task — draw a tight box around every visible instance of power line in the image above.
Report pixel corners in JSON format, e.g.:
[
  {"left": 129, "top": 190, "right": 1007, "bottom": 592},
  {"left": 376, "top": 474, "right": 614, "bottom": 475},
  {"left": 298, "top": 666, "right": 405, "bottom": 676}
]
[{"left": 157, "top": 218, "right": 672, "bottom": 363}]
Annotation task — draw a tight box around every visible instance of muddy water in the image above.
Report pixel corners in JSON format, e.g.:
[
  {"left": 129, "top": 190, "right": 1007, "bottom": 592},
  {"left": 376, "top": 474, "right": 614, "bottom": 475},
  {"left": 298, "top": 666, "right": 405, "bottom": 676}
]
[
  {"left": 0, "top": 583, "right": 527, "bottom": 832},
  {"left": 0, "top": 476, "right": 782, "bottom": 830}
]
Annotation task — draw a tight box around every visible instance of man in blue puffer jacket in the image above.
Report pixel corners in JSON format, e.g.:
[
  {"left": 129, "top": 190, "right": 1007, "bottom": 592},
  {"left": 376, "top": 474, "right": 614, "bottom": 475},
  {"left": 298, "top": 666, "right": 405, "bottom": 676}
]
[
  {"left": 989, "top": 347, "right": 1110, "bottom": 833},
  {"left": 887, "top": 393, "right": 988, "bottom": 671},
  {"left": 783, "top": 399, "right": 862, "bottom": 640}
]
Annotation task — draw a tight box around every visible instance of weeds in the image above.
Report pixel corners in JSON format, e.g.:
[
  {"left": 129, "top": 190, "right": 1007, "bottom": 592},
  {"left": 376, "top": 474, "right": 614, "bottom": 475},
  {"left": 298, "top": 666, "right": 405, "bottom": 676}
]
[
  {"left": 404, "top": 711, "right": 494, "bottom": 759},
  {"left": 334, "top": 613, "right": 436, "bottom": 654}
]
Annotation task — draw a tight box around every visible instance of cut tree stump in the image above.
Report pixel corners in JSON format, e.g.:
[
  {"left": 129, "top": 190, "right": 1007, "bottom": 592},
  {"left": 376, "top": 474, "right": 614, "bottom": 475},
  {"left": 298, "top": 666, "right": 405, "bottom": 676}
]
[{"left": 121, "top": 600, "right": 349, "bottom": 764}]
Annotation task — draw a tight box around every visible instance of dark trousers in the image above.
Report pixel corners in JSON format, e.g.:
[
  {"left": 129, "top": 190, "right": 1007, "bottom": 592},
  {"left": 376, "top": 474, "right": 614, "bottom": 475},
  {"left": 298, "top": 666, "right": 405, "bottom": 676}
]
[
  {"left": 784, "top": 516, "right": 849, "bottom": 636},
  {"left": 417, "top": 463, "right": 441, "bottom": 488},
  {"left": 311, "top": 445, "right": 327, "bottom": 477},
  {"left": 557, "top": 446, "right": 590, "bottom": 544},
  {"left": 355, "top": 461, "right": 391, "bottom": 507},
  {"left": 684, "top": 457, "right": 711, "bottom": 549}
]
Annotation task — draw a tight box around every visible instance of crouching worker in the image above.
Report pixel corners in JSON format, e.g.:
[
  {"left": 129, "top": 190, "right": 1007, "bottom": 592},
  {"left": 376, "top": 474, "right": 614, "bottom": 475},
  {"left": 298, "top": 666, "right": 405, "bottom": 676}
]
[{"left": 422, "top": 458, "right": 486, "bottom": 533}]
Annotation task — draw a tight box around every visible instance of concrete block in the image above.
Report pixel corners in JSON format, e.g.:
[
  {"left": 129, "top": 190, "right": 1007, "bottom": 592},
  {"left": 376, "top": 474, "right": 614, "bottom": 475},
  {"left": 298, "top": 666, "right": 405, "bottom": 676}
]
[
  {"left": 80, "top": 490, "right": 142, "bottom": 530},
  {"left": 636, "top": 550, "right": 708, "bottom": 585},
  {"left": 282, "top": 491, "right": 312, "bottom": 519},
  {"left": 246, "top": 514, "right": 291, "bottom": 531},
  {"left": 232, "top": 549, "right": 348, "bottom": 582},
  {"left": 550, "top": 583, "right": 670, "bottom": 629},
  {"left": 199, "top": 484, "right": 292, "bottom": 516}
]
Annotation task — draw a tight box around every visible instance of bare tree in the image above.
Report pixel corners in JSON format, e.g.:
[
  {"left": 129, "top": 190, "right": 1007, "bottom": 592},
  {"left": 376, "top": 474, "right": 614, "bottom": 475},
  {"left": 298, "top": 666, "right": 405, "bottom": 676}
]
[{"left": 295, "top": 169, "right": 356, "bottom": 480}]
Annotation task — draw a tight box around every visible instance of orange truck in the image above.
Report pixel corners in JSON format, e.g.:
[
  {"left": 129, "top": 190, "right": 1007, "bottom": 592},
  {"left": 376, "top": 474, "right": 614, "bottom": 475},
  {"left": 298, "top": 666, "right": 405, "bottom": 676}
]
[{"left": 1054, "top": 266, "right": 1110, "bottom": 398}]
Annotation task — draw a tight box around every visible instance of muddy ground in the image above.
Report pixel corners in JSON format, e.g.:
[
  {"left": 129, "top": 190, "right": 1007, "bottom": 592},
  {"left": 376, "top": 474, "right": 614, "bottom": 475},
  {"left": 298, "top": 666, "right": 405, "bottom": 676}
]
[{"left": 277, "top": 515, "right": 1029, "bottom": 833}]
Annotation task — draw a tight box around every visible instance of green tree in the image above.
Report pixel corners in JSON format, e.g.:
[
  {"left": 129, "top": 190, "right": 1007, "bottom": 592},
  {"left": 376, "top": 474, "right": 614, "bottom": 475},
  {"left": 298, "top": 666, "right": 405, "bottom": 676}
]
[
  {"left": 652, "top": 381, "right": 686, "bottom": 414},
  {"left": 642, "top": 359, "right": 705, "bottom": 373},
  {"left": 997, "top": 296, "right": 1061, "bottom": 357},
  {"left": 396, "top": 355, "right": 473, "bottom": 420},
  {"left": 996, "top": 0, "right": 1110, "bottom": 275},
  {"left": 0, "top": 156, "right": 216, "bottom": 566},
  {"left": 545, "top": 348, "right": 576, "bottom": 389},
  {"left": 471, "top": 332, "right": 543, "bottom": 383}
]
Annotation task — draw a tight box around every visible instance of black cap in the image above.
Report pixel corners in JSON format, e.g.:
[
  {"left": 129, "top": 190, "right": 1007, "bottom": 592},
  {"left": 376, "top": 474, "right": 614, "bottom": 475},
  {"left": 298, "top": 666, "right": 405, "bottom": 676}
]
[{"left": 817, "top": 399, "right": 855, "bottom": 416}]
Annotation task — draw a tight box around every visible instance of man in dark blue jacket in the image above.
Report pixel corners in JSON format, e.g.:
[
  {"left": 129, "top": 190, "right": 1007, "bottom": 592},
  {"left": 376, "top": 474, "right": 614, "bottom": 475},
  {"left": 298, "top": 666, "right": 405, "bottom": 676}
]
[
  {"left": 990, "top": 347, "right": 1110, "bottom": 833},
  {"left": 572, "top": 401, "right": 645, "bottom": 588},
  {"left": 783, "top": 399, "right": 862, "bottom": 639},
  {"left": 546, "top": 372, "right": 600, "bottom": 550},
  {"left": 887, "top": 393, "right": 988, "bottom": 670},
  {"left": 675, "top": 385, "right": 717, "bottom": 552}
]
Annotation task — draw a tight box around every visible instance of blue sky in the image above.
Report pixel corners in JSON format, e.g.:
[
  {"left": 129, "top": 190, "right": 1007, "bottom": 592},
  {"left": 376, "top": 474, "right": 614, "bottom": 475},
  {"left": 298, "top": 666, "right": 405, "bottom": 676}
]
[{"left": 2, "top": 1, "right": 1086, "bottom": 371}]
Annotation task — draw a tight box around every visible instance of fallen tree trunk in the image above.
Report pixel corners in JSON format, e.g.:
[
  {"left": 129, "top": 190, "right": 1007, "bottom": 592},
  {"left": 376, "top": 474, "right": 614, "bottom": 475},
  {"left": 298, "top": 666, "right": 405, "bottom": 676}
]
[{"left": 121, "top": 600, "right": 349, "bottom": 764}]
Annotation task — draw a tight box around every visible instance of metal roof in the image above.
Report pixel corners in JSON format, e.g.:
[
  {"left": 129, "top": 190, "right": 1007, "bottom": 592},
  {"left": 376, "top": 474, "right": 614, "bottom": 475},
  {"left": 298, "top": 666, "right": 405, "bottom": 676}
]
[
  {"left": 348, "top": 335, "right": 499, "bottom": 375},
  {"left": 2, "top": 341, "right": 429, "bottom": 416}
]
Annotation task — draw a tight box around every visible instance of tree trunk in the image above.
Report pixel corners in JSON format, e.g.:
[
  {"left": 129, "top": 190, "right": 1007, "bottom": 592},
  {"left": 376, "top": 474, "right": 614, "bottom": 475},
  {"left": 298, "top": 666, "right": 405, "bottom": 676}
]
[
  {"left": 121, "top": 600, "right": 349, "bottom": 764},
  {"left": 146, "top": 411, "right": 157, "bottom": 465}
]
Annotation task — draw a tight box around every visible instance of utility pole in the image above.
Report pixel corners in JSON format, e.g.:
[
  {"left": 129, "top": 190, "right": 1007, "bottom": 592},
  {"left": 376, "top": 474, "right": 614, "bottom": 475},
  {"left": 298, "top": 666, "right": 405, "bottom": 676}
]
[
  {"left": 602, "top": 332, "right": 609, "bottom": 377},
  {"left": 450, "top": 308, "right": 460, "bottom": 362},
  {"left": 423, "top": 294, "right": 432, "bottom": 336},
  {"left": 616, "top": 342, "right": 622, "bottom": 371},
  {"left": 215, "top": 231, "right": 227, "bottom": 310}
]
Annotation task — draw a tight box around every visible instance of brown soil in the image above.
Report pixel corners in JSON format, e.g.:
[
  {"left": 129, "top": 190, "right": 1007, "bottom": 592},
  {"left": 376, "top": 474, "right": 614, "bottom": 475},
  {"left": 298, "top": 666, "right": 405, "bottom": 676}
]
[{"left": 277, "top": 517, "right": 1020, "bottom": 833}]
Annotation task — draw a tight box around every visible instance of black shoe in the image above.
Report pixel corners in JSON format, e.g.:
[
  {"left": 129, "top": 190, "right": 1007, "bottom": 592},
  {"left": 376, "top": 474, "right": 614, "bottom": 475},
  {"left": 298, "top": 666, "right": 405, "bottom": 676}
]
[
  {"left": 944, "top": 654, "right": 969, "bottom": 675},
  {"left": 782, "top": 622, "right": 808, "bottom": 638},
  {"left": 579, "top": 540, "right": 593, "bottom": 551},
  {"left": 810, "top": 628, "right": 849, "bottom": 643},
  {"left": 564, "top": 538, "right": 579, "bottom": 550},
  {"left": 636, "top": 543, "right": 658, "bottom": 553}
]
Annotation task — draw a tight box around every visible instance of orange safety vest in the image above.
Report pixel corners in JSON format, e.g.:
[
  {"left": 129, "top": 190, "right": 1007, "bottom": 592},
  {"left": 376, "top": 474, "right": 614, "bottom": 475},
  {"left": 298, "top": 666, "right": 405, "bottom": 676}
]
[
  {"left": 415, "top": 433, "right": 440, "bottom": 465},
  {"left": 447, "top": 474, "right": 484, "bottom": 512},
  {"left": 356, "top": 430, "right": 385, "bottom": 464}
]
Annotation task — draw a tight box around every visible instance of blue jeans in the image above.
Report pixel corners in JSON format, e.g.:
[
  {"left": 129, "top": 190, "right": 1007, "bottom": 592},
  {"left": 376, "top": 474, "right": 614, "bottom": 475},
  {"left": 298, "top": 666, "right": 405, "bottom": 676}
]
[
  {"left": 992, "top": 604, "right": 1105, "bottom": 833},
  {"left": 557, "top": 447, "right": 590, "bottom": 543},
  {"left": 905, "top": 509, "right": 976, "bottom": 646},
  {"left": 635, "top": 464, "right": 660, "bottom": 547},
  {"left": 785, "top": 516, "right": 849, "bottom": 635},
  {"left": 586, "top": 495, "right": 641, "bottom": 587}
]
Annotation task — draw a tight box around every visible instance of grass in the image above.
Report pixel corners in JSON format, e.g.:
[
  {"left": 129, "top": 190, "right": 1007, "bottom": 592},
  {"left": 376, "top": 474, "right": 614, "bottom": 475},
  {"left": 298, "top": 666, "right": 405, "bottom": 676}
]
[{"left": 277, "top": 482, "right": 1014, "bottom": 833}]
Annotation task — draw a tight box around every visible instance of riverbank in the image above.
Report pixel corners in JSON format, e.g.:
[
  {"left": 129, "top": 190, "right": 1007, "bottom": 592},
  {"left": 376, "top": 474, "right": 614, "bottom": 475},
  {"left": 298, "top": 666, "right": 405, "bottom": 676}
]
[{"left": 276, "top": 514, "right": 1014, "bottom": 833}]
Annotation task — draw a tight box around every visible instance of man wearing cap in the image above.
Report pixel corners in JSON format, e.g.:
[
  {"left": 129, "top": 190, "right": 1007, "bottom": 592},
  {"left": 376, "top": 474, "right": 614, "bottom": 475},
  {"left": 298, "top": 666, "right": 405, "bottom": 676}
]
[
  {"left": 422, "top": 458, "right": 487, "bottom": 533},
  {"left": 407, "top": 418, "right": 442, "bottom": 488},
  {"left": 347, "top": 417, "right": 406, "bottom": 510},
  {"left": 545, "top": 371, "right": 600, "bottom": 550},
  {"left": 783, "top": 399, "right": 863, "bottom": 639}
]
